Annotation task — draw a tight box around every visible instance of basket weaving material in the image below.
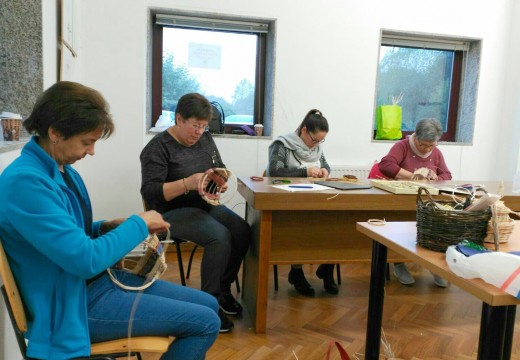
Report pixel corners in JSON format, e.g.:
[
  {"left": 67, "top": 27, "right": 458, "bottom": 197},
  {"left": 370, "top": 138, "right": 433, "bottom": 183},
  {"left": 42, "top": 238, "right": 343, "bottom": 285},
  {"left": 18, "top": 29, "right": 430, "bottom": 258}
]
[
  {"left": 416, "top": 187, "right": 492, "bottom": 252},
  {"left": 484, "top": 201, "right": 517, "bottom": 244},
  {"left": 1, "top": 118, "right": 21, "bottom": 141},
  {"left": 107, "top": 234, "right": 168, "bottom": 291}
]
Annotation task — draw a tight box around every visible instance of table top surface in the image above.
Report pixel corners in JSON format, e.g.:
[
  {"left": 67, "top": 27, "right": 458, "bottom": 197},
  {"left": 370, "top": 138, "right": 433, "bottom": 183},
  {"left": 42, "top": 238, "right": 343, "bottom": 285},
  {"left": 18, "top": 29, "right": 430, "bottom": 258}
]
[
  {"left": 356, "top": 221, "right": 520, "bottom": 306},
  {"left": 238, "top": 177, "right": 520, "bottom": 211}
]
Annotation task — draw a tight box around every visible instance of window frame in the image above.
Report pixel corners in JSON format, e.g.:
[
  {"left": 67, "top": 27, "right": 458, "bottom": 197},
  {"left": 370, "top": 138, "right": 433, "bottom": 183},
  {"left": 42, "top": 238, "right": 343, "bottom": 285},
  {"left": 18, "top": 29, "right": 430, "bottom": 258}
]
[
  {"left": 375, "top": 31, "right": 479, "bottom": 143},
  {"left": 149, "top": 10, "right": 273, "bottom": 135}
]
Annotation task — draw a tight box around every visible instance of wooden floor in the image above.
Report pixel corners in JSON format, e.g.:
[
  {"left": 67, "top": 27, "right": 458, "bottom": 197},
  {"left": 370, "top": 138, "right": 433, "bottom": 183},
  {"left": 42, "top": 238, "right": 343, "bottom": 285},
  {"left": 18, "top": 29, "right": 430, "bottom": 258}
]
[{"left": 141, "top": 249, "right": 520, "bottom": 360}]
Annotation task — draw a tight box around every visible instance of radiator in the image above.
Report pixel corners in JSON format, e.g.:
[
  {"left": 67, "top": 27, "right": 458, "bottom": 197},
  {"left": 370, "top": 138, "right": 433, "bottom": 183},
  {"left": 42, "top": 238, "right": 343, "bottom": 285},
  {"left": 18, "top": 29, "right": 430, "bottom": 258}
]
[{"left": 329, "top": 165, "right": 371, "bottom": 179}]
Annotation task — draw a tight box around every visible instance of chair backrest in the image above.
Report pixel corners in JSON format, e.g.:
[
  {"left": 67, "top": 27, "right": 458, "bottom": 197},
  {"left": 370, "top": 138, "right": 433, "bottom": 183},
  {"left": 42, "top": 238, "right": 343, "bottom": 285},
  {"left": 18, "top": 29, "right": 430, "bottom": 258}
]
[
  {"left": 0, "top": 239, "right": 29, "bottom": 357},
  {"left": 0, "top": 240, "right": 27, "bottom": 331},
  {"left": 367, "top": 162, "right": 388, "bottom": 180}
]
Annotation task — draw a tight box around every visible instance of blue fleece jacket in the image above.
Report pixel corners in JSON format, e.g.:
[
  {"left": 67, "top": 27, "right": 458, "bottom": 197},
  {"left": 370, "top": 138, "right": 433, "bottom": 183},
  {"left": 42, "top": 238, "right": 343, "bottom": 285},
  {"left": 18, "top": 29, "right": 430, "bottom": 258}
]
[{"left": 0, "top": 137, "right": 148, "bottom": 359}]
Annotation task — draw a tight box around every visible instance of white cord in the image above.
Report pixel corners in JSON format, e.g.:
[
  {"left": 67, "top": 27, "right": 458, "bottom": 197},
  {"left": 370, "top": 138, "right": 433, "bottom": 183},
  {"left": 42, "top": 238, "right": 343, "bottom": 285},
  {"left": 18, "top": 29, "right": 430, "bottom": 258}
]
[{"left": 368, "top": 218, "right": 386, "bottom": 226}]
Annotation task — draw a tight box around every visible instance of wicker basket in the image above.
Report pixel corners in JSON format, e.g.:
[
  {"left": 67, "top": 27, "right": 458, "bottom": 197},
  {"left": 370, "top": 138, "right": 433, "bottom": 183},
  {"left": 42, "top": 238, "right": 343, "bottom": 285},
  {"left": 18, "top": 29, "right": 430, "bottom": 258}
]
[
  {"left": 416, "top": 187, "right": 492, "bottom": 252},
  {"left": 483, "top": 201, "right": 518, "bottom": 244}
]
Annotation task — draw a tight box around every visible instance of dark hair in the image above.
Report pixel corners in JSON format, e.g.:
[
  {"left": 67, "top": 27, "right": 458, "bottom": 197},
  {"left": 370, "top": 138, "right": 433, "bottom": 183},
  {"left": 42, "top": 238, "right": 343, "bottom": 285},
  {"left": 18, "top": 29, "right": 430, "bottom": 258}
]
[
  {"left": 296, "top": 109, "right": 329, "bottom": 135},
  {"left": 23, "top": 81, "right": 114, "bottom": 140},
  {"left": 175, "top": 93, "right": 212, "bottom": 122},
  {"left": 415, "top": 118, "right": 443, "bottom": 142}
]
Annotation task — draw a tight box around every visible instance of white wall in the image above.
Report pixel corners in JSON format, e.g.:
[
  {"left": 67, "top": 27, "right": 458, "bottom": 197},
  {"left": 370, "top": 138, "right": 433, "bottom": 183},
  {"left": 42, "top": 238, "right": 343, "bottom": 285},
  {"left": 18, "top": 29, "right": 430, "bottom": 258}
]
[
  {"left": 0, "top": 3, "right": 58, "bottom": 359},
  {"left": 1, "top": 0, "right": 520, "bottom": 356},
  {"left": 65, "top": 0, "right": 520, "bottom": 220}
]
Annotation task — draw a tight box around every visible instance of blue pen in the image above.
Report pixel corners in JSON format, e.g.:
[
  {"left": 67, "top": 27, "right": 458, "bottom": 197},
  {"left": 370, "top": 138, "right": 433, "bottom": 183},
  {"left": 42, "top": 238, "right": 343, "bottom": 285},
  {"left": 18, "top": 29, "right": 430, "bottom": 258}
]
[{"left": 288, "top": 185, "right": 313, "bottom": 189}]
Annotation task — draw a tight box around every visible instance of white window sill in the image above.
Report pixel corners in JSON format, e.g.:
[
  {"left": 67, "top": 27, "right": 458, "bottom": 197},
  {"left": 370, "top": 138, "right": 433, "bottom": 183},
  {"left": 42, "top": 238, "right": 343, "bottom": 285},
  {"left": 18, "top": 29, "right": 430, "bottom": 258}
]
[{"left": 0, "top": 138, "right": 29, "bottom": 153}]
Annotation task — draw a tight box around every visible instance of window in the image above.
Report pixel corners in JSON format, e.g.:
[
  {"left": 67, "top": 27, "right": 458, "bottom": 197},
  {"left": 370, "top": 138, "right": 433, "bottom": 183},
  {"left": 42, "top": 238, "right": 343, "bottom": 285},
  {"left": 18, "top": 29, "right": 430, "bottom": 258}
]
[
  {"left": 374, "top": 31, "right": 481, "bottom": 143},
  {"left": 150, "top": 11, "right": 275, "bottom": 136}
]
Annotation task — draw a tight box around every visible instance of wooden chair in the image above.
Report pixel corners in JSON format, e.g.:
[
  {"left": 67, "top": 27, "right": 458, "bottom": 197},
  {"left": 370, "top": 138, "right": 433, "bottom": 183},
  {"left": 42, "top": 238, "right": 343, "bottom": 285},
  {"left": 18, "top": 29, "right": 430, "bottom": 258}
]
[
  {"left": 142, "top": 199, "right": 240, "bottom": 292},
  {"left": 0, "top": 239, "right": 170, "bottom": 360}
]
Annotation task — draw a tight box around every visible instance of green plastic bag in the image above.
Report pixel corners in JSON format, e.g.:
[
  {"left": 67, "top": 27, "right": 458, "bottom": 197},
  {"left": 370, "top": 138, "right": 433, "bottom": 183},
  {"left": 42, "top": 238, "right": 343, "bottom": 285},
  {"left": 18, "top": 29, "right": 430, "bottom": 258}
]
[{"left": 375, "top": 105, "right": 402, "bottom": 140}]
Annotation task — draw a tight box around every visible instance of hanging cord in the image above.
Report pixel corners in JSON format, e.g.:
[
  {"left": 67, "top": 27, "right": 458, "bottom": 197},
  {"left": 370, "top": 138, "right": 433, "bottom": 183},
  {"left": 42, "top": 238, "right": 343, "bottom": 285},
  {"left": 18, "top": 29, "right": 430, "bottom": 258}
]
[
  {"left": 107, "top": 233, "right": 170, "bottom": 291},
  {"left": 441, "top": 186, "right": 474, "bottom": 210}
]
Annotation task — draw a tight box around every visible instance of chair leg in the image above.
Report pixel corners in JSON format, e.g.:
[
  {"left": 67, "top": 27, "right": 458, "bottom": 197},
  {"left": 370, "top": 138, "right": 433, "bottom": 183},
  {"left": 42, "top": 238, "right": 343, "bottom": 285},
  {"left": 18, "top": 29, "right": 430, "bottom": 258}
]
[
  {"left": 336, "top": 264, "right": 341, "bottom": 284},
  {"left": 186, "top": 245, "right": 198, "bottom": 279},
  {"left": 235, "top": 276, "right": 241, "bottom": 293},
  {"left": 273, "top": 265, "right": 279, "bottom": 291},
  {"left": 174, "top": 240, "right": 186, "bottom": 286}
]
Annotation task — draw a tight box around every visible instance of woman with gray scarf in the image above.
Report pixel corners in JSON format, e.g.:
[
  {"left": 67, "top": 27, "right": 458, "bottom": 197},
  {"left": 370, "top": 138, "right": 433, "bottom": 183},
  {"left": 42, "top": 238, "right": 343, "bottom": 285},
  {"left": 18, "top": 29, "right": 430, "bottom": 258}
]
[{"left": 266, "top": 109, "right": 337, "bottom": 296}]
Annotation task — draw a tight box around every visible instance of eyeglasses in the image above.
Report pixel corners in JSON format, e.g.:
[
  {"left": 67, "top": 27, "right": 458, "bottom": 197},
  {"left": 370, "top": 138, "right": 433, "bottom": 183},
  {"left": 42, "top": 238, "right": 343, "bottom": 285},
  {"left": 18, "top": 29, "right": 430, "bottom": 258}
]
[
  {"left": 308, "top": 132, "right": 325, "bottom": 144},
  {"left": 190, "top": 122, "right": 209, "bottom": 132}
]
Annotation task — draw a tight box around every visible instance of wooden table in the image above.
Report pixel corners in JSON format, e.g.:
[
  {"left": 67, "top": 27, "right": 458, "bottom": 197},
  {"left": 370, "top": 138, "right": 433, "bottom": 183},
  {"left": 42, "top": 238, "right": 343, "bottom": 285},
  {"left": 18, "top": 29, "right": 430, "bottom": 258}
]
[
  {"left": 356, "top": 221, "right": 520, "bottom": 360},
  {"left": 238, "top": 177, "right": 520, "bottom": 333}
]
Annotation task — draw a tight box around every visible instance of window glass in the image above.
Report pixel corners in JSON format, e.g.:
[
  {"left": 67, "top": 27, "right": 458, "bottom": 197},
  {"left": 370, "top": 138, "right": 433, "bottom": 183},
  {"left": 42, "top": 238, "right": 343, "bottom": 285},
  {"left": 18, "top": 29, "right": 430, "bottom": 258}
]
[
  {"left": 374, "top": 31, "right": 480, "bottom": 143},
  {"left": 376, "top": 46, "right": 454, "bottom": 132},
  {"left": 162, "top": 27, "right": 257, "bottom": 124}
]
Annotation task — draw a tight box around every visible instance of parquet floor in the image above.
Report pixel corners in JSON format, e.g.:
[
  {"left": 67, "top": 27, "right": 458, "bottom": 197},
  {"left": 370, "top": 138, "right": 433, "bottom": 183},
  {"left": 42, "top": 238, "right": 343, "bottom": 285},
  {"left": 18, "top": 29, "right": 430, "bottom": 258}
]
[{"left": 142, "top": 250, "right": 520, "bottom": 360}]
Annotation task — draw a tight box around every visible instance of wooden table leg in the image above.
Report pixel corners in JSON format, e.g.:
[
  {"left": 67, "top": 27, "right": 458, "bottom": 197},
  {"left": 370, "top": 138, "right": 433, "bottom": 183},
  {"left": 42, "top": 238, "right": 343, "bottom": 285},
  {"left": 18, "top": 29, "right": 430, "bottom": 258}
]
[{"left": 242, "top": 208, "right": 271, "bottom": 333}]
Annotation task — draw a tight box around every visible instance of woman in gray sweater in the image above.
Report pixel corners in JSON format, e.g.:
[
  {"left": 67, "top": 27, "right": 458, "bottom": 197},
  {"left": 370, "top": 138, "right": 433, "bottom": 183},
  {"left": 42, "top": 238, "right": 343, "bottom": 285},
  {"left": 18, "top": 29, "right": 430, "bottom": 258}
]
[
  {"left": 140, "top": 93, "right": 251, "bottom": 333},
  {"left": 267, "top": 109, "right": 337, "bottom": 296}
]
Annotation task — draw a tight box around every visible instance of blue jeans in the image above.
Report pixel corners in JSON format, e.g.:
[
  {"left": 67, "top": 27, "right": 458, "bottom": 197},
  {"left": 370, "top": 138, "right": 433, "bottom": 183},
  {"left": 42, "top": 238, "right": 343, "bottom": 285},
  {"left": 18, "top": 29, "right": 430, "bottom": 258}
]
[
  {"left": 162, "top": 205, "right": 251, "bottom": 298},
  {"left": 87, "top": 271, "right": 220, "bottom": 360}
]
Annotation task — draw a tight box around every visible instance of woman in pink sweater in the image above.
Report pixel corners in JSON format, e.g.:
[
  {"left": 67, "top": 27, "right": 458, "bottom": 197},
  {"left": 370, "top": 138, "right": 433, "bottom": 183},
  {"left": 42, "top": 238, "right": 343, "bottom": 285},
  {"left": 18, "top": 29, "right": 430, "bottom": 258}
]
[
  {"left": 378, "top": 119, "right": 452, "bottom": 180},
  {"left": 376, "top": 118, "right": 452, "bottom": 287}
]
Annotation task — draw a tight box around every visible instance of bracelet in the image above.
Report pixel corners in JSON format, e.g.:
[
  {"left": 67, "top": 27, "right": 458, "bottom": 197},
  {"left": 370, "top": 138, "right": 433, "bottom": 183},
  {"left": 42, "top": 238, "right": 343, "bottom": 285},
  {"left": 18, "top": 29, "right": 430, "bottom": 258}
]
[{"left": 182, "top": 178, "right": 189, "bottom": 194}]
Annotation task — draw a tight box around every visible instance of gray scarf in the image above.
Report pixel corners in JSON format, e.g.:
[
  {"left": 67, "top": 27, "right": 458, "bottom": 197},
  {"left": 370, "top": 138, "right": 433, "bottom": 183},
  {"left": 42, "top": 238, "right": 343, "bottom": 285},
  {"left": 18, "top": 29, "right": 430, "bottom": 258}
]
[{"left": 271, "top": 131, "right": 324, "bottom": 168}]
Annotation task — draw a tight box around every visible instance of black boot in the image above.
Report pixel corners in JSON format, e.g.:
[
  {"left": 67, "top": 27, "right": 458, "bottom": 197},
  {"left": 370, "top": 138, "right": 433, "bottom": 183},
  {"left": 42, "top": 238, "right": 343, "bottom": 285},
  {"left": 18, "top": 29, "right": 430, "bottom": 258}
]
[
  {"left": 316, "top": 264, "right": 338, "bottom": 294},
  {"left": 288, "top": 267, "right": 315, "bottom": 296}
]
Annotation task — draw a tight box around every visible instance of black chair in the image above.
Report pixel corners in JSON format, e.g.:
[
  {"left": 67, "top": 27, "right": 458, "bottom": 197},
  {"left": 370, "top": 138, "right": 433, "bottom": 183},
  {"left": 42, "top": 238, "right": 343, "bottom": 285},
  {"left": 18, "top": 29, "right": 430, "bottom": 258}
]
[{"left": 143, "top": 200, "right": 240, "bottom": 292}]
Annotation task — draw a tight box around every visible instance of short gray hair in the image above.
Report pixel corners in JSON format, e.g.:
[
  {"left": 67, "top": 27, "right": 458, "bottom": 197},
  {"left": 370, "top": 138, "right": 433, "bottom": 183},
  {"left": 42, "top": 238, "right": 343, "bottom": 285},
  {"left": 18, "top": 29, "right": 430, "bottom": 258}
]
[{"left": 415, "top": 118, "right": 442, "bottom": 142}]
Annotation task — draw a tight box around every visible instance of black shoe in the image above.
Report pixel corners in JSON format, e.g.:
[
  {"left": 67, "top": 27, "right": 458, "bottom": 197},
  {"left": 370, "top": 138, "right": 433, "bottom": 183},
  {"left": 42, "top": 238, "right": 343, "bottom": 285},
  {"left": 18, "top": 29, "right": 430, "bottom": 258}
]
[
  {"left": 218, "top": 309, "right": 234, "bottom": 333},
  {"left": 316, "top": 264, "right": 338, "bottom": 295},
  {"left": 288, "top": 268, "right": 315, "bottom": 297},
  {"left": 219, "top": 294, "right": 243, "bottom": 316}
]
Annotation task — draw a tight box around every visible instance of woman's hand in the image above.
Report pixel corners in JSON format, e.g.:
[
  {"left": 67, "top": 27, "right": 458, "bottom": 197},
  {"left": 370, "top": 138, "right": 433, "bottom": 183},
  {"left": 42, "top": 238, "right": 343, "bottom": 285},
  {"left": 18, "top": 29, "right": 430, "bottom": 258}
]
[
  {"left": 319, "top": 168, "right": 329, "bottom": 178},
  {"left": 138, "top": 210, "right": 170, "bottom": 234},
  {"left": 307, "top": 167, "right": 322, "bottom": 178},
  {"left": 426, "top": 169, "right": 438, "bottom": 181},
  {"left": 185, "top": 173, "right": 205, "bottom": 192}
]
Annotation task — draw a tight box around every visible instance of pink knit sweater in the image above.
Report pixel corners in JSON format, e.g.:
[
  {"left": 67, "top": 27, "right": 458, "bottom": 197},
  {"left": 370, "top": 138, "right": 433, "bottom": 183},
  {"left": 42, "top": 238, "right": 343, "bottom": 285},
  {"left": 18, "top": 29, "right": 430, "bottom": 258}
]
[{"left": 378, "top": 137, "right": 452, "bottom": 180}]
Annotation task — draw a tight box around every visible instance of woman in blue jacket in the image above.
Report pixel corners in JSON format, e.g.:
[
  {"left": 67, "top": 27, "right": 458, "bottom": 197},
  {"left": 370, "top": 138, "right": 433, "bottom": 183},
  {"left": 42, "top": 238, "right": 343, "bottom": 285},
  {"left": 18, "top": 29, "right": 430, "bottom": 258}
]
[{"left": 0, "top": 81, "right": 220, "bottom": 360}]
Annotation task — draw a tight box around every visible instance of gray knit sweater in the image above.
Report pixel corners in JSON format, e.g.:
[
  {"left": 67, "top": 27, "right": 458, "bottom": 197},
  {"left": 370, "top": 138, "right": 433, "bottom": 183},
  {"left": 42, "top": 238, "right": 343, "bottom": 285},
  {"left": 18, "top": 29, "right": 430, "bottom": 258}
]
[{"left": 140, "top": 130, "right": 225, "bottom": 213}]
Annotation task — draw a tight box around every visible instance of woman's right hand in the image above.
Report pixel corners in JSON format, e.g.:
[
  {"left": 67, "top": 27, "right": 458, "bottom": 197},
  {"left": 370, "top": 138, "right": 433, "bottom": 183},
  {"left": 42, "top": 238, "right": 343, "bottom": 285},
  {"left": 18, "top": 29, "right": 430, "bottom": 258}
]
[
  {"left": 307, "top": 167, "right": 322, "bottom": 178},
  {"left": 184, "top": 173, "right": 205, "bottom": 192},
  {"left": 138, "top": 210, "right": 170, "bottom": 234}
]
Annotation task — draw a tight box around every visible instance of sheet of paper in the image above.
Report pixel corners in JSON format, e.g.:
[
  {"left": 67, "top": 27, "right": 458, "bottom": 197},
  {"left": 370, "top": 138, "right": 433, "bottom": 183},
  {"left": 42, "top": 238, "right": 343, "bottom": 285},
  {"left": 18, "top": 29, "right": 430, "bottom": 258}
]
[{"left": 272, "top": 184, "right": 331, "bottom": 192}]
